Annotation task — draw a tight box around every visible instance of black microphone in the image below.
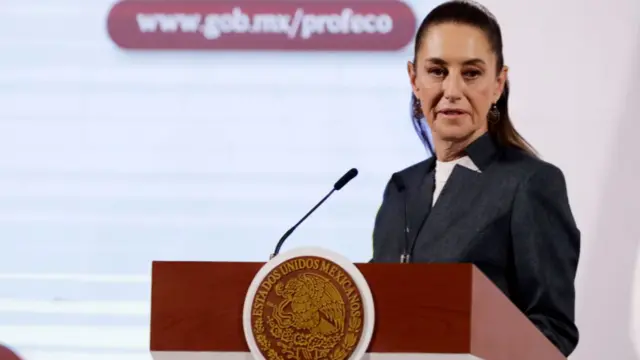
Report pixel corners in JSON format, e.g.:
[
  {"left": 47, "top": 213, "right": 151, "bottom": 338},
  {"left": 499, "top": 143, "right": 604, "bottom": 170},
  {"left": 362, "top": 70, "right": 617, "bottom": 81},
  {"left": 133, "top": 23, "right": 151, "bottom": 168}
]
[
  {"left": 391, "top": 173, "right": 410, "bottom": 263},
  {"left": 270, "top": 168, "right": 359, "bottom": 259}
]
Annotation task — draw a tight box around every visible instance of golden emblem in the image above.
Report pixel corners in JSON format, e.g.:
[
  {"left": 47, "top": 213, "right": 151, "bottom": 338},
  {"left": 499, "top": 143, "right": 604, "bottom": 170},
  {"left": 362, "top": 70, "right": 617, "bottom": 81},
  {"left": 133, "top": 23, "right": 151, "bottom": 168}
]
[{"left": 250, "top": 256, "right": 365, "bottom": 360}]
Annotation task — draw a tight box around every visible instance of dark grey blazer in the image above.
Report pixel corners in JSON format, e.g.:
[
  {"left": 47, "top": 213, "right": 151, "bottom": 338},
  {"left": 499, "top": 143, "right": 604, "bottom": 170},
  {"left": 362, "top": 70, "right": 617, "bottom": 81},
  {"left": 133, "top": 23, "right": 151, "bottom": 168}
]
[{"left": 371, "top": 132, "right": 580, "bottom": 357}]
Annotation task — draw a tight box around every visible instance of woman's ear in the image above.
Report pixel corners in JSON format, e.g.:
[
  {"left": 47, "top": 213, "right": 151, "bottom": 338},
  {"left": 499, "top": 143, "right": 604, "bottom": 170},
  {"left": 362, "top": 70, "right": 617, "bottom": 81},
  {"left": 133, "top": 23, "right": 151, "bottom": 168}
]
[
  {"left": 495, "top": 65, "right": 509, "bottom": 102},
  {"left": 407, "top": 61, "right": 419, "bottom": 98}
]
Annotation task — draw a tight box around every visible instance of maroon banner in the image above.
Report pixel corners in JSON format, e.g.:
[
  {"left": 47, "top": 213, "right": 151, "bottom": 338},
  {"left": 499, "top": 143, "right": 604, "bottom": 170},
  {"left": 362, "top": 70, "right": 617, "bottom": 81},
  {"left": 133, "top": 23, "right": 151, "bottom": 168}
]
[{"left": 106, "top": 0, "right": 417, "bottom": 51}]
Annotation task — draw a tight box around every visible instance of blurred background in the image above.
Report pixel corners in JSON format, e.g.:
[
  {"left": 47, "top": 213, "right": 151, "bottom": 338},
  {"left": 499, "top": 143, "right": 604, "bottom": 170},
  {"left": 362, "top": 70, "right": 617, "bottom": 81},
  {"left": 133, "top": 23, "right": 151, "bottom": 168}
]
[{"left": 0, "top": 0, "right": 639, "bottom": 359}]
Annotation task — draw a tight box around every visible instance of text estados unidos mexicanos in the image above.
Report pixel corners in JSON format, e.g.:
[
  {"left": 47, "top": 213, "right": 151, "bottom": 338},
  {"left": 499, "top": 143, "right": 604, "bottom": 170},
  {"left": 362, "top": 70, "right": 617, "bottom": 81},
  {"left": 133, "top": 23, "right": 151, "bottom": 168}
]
[{"left": 135, "top": 7, "right": 394, "bottom": 39}]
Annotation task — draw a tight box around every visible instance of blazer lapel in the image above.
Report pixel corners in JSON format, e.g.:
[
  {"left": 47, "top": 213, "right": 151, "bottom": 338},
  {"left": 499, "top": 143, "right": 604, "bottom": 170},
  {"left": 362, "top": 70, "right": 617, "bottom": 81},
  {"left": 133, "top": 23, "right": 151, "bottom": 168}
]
[
  {"left": 406, "top": 164, "right": 435, "bottom": 243},
  {"left": 421, "top": 165, "right": 484, "bottom": 244},
  {"left": 420, "top": 132, "right": 500, "bottom": 242}
]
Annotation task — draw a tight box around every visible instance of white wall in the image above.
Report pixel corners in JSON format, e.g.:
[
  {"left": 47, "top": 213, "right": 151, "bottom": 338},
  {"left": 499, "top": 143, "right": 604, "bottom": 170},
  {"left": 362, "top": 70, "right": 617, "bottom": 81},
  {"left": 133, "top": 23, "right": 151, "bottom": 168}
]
[
  {"left": 0, "top": 0, "right": 638, "bottom": 359},
  {"left": 478, "top": 0, "right": 640, "bottom": 358}
]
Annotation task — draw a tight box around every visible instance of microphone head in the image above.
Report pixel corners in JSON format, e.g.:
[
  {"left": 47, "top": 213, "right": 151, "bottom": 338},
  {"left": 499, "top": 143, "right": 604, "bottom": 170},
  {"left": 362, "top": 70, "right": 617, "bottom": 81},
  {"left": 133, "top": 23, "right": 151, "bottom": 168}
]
[
  {"left": 334, "top": 168, "right": 358, "bottom": 190},
  {"left": 391, "top": 173, "right": 406, "bottom": 192}
]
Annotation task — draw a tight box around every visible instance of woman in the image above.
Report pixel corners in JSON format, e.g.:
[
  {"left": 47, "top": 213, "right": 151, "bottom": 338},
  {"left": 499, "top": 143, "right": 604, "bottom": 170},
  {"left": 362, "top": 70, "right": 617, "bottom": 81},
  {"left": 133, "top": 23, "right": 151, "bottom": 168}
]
[{"left": 371, "top": 0, "right": 580, "bottom": 356}]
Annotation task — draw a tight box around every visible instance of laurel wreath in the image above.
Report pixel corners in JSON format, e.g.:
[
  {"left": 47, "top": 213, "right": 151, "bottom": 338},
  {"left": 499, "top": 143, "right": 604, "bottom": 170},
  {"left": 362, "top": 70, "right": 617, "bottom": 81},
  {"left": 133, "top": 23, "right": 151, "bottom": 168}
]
[
  {"left": 329, "top": 315, "right": 361, "bottom": 360},
  {"left": 253, "top": 312, "right": 363, "bottom": 360}
]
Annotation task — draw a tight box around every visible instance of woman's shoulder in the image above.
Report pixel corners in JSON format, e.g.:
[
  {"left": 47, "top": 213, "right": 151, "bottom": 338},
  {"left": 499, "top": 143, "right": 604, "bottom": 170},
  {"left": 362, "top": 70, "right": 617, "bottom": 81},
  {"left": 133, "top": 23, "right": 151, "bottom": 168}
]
[{"left": 499, "top": 146, "right": 568, "bottom": 187}]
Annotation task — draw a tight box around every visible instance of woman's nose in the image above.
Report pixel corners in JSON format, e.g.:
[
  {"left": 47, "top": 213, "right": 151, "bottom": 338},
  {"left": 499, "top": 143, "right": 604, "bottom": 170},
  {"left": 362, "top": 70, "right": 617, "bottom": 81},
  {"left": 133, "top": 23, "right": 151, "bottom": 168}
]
[{"left": 442, "top": 73, "right": 463, "bottom": 100}]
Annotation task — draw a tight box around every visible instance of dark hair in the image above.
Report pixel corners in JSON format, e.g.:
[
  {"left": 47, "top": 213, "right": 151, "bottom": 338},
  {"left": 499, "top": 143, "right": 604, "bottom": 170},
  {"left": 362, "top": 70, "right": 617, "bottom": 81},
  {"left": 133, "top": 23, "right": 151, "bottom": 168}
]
[{"left": 410, "top": 0, "right": 537, "bottom": 156}]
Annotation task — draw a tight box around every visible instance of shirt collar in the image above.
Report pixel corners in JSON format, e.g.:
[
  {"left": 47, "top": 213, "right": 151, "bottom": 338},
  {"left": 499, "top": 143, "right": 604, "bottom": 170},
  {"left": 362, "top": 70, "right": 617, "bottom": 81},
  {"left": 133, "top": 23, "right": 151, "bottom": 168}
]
[
  {"left": 427, "top": 131, "right": 499, "bottom": 173},
  {"left": 462, "top": 131, "right": 499, "bottom": 172}
]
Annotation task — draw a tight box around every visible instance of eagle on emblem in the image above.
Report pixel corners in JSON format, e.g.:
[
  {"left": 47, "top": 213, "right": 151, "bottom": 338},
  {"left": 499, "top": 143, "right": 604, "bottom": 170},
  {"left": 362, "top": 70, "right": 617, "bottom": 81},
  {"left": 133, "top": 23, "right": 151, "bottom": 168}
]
[{"left": 272, "top": 272, "right": 346, "bottom": 335}]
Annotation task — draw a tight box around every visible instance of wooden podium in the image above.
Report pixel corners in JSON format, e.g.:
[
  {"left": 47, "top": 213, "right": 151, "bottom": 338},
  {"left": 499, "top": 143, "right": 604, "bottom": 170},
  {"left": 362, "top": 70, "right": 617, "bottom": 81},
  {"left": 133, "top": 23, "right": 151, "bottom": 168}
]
[{"left": 149, "top": 261, "right": 566, "bottom": 360}]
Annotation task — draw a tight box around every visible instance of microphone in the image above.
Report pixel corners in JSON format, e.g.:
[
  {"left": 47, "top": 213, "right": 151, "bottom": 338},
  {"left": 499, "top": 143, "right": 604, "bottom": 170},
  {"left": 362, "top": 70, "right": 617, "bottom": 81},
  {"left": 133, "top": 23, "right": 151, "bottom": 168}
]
[
  {"left": 391, "top": 173, "right": 410, "bottom": 263},
  {"left": 270, "top": 168, "right": 359, "bottom": 259}
]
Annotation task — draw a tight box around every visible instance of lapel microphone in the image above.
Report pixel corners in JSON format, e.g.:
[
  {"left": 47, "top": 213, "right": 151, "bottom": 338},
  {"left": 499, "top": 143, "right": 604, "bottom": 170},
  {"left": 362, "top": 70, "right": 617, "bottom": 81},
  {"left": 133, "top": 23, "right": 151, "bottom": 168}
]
[{"left": 391, "top": 173, "right": 410, "bottom": 263}]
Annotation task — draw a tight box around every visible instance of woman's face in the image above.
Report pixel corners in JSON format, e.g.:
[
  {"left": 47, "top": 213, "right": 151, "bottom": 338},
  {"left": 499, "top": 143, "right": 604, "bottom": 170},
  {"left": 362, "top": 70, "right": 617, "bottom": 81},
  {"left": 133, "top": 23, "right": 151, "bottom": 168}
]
[{"left": 408, "top": 23, "right": 507, "bottom": 143}]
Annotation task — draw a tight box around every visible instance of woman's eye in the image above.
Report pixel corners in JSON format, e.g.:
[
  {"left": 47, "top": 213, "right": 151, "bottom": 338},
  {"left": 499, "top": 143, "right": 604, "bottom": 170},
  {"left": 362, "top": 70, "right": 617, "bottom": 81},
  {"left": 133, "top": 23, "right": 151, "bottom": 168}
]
[
  {"left": 463, "top": 70, "right": 482, "bottom": 79},
  {"left": 428, "top": 68, "right": 446, "bottom": 77}
]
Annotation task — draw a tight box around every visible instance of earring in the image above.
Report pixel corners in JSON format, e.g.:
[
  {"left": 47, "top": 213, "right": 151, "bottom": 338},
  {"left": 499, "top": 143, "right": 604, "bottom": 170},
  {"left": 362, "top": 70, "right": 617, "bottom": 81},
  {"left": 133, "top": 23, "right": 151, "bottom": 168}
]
[
  {"left": 414, "top": 99, "right": 424, "bottom": 118},
  {"left": 488, "top": 103, "right": 500, "bottom": 124}
]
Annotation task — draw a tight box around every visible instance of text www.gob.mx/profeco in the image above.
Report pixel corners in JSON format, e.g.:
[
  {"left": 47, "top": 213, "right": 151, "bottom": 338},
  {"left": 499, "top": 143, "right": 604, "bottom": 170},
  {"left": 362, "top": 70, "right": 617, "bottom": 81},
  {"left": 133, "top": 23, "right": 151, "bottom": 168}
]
[{"left": 135, "top": 7, "right": 395, "bottom": 39}]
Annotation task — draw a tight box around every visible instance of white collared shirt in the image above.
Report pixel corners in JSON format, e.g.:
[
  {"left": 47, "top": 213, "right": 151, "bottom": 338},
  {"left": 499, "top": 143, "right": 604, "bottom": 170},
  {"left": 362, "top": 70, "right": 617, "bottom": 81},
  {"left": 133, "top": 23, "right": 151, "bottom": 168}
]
[{"left": 433, "top": 156, "right": 480, "bottom": 206}]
